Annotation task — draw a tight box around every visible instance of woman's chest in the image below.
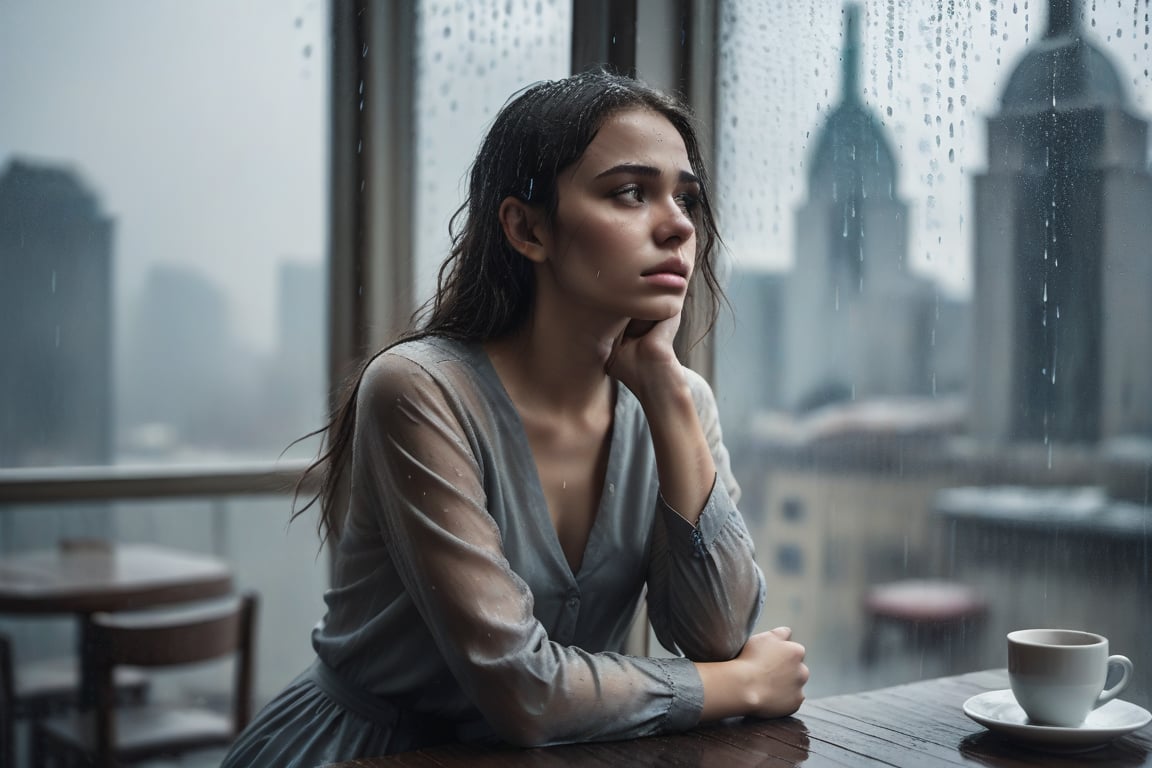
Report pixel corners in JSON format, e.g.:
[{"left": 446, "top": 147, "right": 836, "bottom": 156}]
[{"left": 482, "top": 429, "right": 657, "bottom": 642}]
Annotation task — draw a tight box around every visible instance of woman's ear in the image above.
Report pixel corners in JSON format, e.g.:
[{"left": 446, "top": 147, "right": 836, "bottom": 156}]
[{"left": 498, "top": 196, "right": 548, "bottom": 263}]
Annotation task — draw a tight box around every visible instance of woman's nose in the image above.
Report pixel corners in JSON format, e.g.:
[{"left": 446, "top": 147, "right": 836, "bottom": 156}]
[{"left": 657, "top": 199, "right": 695, "bottom": 244}]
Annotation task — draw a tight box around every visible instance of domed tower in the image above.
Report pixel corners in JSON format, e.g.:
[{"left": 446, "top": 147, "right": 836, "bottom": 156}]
[
  {"left": 971, "top": 0, "right": 1152, "bottom": 443},
  {"left": 782, "top": 3, "right": 936, "bottom": 411}
]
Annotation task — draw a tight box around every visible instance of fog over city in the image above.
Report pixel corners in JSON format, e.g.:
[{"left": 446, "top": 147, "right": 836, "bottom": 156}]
[
  {"left": 0, "top": 0, "right": 328, "bottom": 354},
  {"left": 3, "top": 1, "right": 1148, "bottom": 350}
]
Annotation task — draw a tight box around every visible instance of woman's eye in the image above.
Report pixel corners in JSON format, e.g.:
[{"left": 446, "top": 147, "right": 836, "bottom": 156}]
[
  {"left": 675, "top": 192, "right": 701, "bottom": 215},
  {"left": 613, "top": 185, "right": 644, "bottom": 204}
]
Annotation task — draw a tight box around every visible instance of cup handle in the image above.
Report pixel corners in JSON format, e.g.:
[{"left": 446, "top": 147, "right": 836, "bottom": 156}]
[{"left": 1095, "top": 655, "right": 1134, "bottom": 708}]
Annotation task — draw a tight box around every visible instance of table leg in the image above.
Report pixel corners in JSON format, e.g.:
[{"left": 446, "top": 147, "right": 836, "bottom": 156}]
[{"left": 76, "top": 613, "right": 97, "bottom": 711}]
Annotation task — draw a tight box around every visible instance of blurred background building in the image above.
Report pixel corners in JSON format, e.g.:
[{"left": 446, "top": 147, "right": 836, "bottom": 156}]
[
  {"left": 0, "top": 160, "right": 114, "bottom": 470},
  {"left": 971, "top": 0, "right": 1152, "bottom": 445}
]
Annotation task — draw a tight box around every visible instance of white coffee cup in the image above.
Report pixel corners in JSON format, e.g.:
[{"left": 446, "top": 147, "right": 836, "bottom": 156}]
[{"left": 1007, "top": 628, "right": 1133, "bottom": 727}]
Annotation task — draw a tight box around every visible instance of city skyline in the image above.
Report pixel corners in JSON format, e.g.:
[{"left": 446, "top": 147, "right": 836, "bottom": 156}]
[
  {"left": 0, "top": 0, "right": 328, "bottom": 354},
  {"left": 717, "top": 0, "right": 1152, "bottom": 299},
  {"left": 3, "top": 1, "right": 1148, "bottom": 336}
]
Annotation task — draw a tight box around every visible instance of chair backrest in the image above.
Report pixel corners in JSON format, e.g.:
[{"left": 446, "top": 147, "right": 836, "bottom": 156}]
[
  {"left": 0, "top": 634, "right": 14, "bottom": 768},
  {"left": 91, "top": 591, "right": 259, "bottom": 764}
]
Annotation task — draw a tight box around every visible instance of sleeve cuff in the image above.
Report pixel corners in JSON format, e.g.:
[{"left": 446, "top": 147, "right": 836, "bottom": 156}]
[{"left": 655, "top": 656, "right": 705, "bottom": 731}]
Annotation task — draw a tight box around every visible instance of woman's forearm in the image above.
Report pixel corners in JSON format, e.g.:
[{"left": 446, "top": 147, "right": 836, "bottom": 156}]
[{"left": 635, "top": 372, "right": 717, "bottom": 524}]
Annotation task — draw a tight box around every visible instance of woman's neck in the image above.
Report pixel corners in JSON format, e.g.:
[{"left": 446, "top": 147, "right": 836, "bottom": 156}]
[{"left": 484, "top": 306, "right": 624, "bottom": 418}]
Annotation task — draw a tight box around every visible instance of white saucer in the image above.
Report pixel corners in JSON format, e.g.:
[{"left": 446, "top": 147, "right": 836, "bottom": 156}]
[{"left": 963, "top": 689, "right": 1152, "bottom": 751}]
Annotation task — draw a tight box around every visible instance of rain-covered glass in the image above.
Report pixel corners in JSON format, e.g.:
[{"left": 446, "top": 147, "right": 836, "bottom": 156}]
[
  {"left": 0, "top": 4, "right": 330, "bottom": 764},
  {"left": 713, "top": 0, "right": 1152, "bottom": 704},
  {"left": 412, "top": 0, "right": 571, "bottom": 305},
  {"left": 0, "top": 1, "right": 329, "bottom": 471}
]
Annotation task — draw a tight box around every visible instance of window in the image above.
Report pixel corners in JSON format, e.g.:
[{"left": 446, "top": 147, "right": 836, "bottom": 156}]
[
  {"left": 714, "top": 0, "right": 1152, "bottom": 700},
  {"left": 0, "top": 0, "right": 331, "bottom": 718},
  {"left": 782, "top": 497, "right": 807, "bottom": 522},
  {"left": 1, "top": 2, "right": 329, "bottom": 470},
  {"left": 412, "top": 0, "right": 572, "bottom": 306}
]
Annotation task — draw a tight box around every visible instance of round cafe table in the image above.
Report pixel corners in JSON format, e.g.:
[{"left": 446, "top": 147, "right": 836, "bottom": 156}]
[
  {"left": 0, "top": 542, "right": 233, "bottom": 614},
  {"left": 0, "top": 542, "right": 235, "bottom": 706}
]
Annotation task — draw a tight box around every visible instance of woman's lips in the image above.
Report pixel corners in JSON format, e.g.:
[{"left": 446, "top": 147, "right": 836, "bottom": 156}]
[
  {"left": 642, "top": 258, "right": 689, "bottom": 289},
  {"left": 642, "top": 257, "right": 689, "bottom": 278},
  {"left": 642, "top": 271, "right": 689, "bottom": 289}
]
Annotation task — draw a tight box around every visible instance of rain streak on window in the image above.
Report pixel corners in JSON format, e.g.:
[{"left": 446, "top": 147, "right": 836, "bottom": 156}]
[{"left": 712, "top": 0, "right": 1152, "bottom": 702}]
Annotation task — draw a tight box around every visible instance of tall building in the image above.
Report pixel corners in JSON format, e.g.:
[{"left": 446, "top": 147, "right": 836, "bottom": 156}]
[
  {"left": 0, "top": 159, "right": 114, "bottom": 467},
  {"left": 971, "top": 0, "right": 1152, "bottom": 444},
  {"left": 780, "top": 3, "right": 953, "bottom": 411},
  {"left": 122, "top": 264, "right": 234, "bottom": 451}
]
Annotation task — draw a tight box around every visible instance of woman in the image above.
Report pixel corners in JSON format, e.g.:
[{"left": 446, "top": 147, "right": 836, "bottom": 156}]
[{"left": 222, "top": 69, "right": 808, "bottom": 766}]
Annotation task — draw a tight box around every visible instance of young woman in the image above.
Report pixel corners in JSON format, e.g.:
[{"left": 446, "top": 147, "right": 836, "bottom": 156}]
[{"left": 222, "top": 69, "right": 808, "bottom": 766}]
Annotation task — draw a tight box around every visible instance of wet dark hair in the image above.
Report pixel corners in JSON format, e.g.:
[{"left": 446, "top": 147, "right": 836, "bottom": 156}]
[{"left": 292, "top": 69, "right": 725, "bottom": 544}]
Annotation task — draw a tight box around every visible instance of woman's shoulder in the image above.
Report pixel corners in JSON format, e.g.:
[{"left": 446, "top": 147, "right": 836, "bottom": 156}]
[
  {"left": 360, "top": 336, "right": 483, "bottom": 405},
  {"left": 364, "top": 336, "right": 471, "bottom": 377}
]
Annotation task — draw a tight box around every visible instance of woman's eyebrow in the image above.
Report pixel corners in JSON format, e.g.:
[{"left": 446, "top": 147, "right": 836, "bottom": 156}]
[{"left": 594, "top": 163, "right": 700, "bottom": 186}]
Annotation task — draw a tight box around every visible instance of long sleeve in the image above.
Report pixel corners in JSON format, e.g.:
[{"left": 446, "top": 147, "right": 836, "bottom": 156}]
[
  {"left": 351, "top": 350, "right": 705, "bottom": 747},
  {"left": 645, "top": 367, "right": 766, "bottom": 661}
]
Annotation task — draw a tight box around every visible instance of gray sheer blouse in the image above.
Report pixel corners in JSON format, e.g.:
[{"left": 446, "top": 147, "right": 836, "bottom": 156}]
[{"left": 224, "top": 336, "right": 764, "bottom": 765}]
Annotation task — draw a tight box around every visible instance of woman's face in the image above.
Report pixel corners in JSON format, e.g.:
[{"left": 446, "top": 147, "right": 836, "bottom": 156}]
[{"left": 538, "top": 107, "right": 700, "bottom": 326}]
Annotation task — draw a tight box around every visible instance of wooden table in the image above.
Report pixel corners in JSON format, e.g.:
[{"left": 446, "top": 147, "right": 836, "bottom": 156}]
[
  {"left": 0, "top": 542, "right": 233, "bottom": 614},
  {"left": 323, "top": 670, "right": 1152, "bottom": 767},
  {"left": 0, "top": 542, "right": 234, "bottom": 703}
]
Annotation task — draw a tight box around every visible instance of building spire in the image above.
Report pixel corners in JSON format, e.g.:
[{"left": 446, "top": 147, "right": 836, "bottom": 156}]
[
  {"left": 842, "top": 3, "right": 860, "bottom": 104},
  {"left": 1047, "top": 0, "right": 1080, "bottom": 37}
]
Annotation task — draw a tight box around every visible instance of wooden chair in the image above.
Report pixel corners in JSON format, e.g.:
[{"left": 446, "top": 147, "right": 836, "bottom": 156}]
[
  {"left": 31, "top": 592, "right": 258, "bottom": 767},
  {"left": 2, "top": 536, "right": 152, "bottom": 766},
  {"left": 1, "top": 635, "right": 150, "bottom": 768}
]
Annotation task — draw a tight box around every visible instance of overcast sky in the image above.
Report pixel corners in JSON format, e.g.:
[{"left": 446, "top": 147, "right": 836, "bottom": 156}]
[
  {"left": 0, "top": 0, "right": 328, "bottom": 352},
  {"left": 1, "top": 0, "right": 1148, "bottom": 351}
]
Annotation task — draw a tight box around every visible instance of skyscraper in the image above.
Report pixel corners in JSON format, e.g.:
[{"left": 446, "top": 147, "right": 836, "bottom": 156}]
[
  {"left": 971, "top": 0, "right": 1152, "bottom": 444},
  {"left": 781, "top": 3, "right": 949, "bottom": 411},
  {"left": 0, "top": 159, "right": 114, "bottom": 467}
]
